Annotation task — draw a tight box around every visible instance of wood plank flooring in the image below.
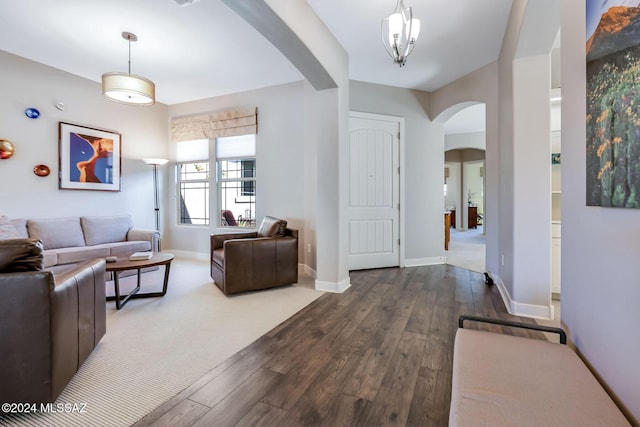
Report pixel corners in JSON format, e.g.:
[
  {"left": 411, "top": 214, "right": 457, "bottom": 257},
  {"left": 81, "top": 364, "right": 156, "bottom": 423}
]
[{"left": 134, "top": 264, "right": 545, "bottom": 427}]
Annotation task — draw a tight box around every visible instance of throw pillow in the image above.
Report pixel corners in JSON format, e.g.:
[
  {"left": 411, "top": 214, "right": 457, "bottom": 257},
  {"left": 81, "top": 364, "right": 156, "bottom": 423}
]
[
  {"left": 0, "top": 238, "right": 44, "bottom": 273},
  {"left": 257, "top": 216, "right": 287, "bottom": 238},
  {"left": 0, "top": 215, "right": 18, "bottom": 240}
]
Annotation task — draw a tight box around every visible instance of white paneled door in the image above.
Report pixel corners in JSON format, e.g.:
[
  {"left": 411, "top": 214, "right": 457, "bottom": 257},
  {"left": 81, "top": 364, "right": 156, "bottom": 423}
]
[{"left": 348, "top": 113, "right": 400, "bottom": 270}]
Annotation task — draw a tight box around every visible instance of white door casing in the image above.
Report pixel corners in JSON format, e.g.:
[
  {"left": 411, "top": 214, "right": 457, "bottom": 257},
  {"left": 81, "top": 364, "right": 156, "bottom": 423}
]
[{"left": 348, "top": 113, "right": 401, "bottom": 270}]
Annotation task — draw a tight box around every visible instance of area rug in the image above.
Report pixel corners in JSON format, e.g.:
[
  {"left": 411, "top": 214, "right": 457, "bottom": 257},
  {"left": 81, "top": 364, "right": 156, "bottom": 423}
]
[
  {"left": 445, "top": 226, "right": 486, "bottom": 273},
  {"left": 0, "top": 256, "right": 322, "bottom": 427}
]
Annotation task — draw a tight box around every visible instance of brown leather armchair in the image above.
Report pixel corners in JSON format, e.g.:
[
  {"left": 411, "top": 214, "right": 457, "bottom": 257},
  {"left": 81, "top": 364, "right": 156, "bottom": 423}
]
[
  {"left": 0, "top": 238, "right": 106, "bottom": 405},
  {"left": 210, "top": 216, "right": 298, "bottom": 295}
]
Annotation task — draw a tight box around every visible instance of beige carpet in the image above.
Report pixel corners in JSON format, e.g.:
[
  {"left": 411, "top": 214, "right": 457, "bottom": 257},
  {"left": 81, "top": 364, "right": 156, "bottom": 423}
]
[
  {"left": 0, "top": 256, "right": 322, "bottom": 427},
  {"left": 445, "top": 226, "right": 486, "bottom": 273}
]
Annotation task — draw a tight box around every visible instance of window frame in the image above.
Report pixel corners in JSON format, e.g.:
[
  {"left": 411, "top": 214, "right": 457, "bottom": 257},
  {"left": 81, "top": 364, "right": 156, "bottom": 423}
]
[
  {"left": 215, "top": 135, "right": 257, "bottom": 229},
  {"left": 176, "top": 160, "right": 211, "bottom": 227}
]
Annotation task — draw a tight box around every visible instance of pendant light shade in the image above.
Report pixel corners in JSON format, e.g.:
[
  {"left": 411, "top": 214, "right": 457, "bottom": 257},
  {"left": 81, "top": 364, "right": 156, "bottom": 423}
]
[
  {"left": 102, "top": 72, "right": 155, "bottom": 105},
  {"left": 102, "top": 32, "right": 155, "bottom": 106},
  {"left": 382, "top": 0, "right": 420, "bottom": 67}
]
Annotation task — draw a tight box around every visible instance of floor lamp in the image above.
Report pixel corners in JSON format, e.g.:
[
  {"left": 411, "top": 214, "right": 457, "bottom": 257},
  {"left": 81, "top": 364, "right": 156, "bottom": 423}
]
[{"left": 143, "top": 158, "right": 169, "bottom": 249}]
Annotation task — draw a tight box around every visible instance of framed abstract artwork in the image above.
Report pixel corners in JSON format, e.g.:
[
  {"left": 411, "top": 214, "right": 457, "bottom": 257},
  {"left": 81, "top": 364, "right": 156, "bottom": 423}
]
[
  {"left": 586, "top": 1, "right": 640, "bottom": 207},
  {"left": 58, "top": 122, "right": 121, "bottom": 191}
]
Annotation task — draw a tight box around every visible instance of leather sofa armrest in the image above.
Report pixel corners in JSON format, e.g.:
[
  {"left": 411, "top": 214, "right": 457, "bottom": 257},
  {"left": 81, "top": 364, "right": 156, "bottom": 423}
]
[
  {"left": 127, "top": 228, "right": 160, "bottom": 252},
  {"left": 51, "top": 258, "right": 106, "bottom": 396},
  {"left": 0, "top": 270, "right": 55, "bottom": 403},
  {"left": 211, "top": 232, "right": 258, "bottom": 251}
]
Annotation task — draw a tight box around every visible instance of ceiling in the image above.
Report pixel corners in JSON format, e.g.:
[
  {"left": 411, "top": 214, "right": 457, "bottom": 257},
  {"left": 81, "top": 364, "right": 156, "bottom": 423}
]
[{"left": 0, "top": 0, "right": 512, "bottom": 131}]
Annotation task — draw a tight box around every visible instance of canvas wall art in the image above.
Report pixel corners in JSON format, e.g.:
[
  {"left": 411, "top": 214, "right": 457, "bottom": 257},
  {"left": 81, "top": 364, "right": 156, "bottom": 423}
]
[
  {"left": 59, "top": 122, "right": 121, "bottom": 191},
  {"left": 586, "top": 0, "right": 640, "bottom": 207}
]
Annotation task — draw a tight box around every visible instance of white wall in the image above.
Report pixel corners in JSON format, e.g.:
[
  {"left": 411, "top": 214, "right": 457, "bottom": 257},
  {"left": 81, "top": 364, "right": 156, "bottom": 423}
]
[
  {"left": 0, "top": 50, "right": 168, "bottom": 229},
  {"left": 350, "top": 80, "right": 445, "bottom": 265},
  {"left": 465, "top": 161, "right": 484, "bottom": 216},
  {"left": 166, "top": 82, "right": 306, "bottom": 259},
  {"left": 445, "top": 132, "right": 486, "bottom": 152},
  {"left": 562, "top": 0, "right": 640, "bottom": 422},
  {"left": 512, "top": 53, "right": 552, "bottom": 312}
]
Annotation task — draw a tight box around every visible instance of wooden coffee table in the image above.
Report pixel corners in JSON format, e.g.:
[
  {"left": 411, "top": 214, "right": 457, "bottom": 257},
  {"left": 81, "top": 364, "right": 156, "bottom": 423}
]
[{"left": 106, "top": 252, "right": 174, "bottom": 309}]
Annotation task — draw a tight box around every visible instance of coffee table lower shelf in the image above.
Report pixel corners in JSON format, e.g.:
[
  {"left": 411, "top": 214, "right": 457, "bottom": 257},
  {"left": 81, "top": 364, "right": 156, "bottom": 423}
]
[{"left": 106, "top": 253, "right": 174, "bottom": 309}]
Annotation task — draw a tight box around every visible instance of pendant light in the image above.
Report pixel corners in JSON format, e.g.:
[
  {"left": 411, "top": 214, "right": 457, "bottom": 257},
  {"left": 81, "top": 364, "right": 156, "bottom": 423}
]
[
  {"left": 381, "top": 0, "right": 421, "bottom": 67},
  {"left": 102, "top": 32, "right": 155, "bottom": 106}
]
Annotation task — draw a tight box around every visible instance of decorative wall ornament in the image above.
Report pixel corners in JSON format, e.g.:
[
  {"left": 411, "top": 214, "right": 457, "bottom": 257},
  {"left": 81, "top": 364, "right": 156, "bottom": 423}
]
[
  {"left": 58, "top": 122, "right": 121, "bottom": 191},
  {"left": 24, "top": 107, "right": 40, "bottom": 119},
  {"left": 0, "top": 139, "right": 15, "bottom": 159},
  {"left": 33, "top": 164, "right": 50, "bottom": 177},
  {"left": 586, "top": 1, "right": 640, "bottom": 207}
]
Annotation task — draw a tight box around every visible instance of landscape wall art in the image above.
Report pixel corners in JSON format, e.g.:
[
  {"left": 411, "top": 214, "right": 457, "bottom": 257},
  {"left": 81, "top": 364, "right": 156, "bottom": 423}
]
[{"left": 586, "top": 0, "right": 640, "bottom": 207}]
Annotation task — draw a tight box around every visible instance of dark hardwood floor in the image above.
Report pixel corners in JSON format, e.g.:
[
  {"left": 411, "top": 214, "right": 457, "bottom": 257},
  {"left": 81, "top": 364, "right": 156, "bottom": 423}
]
[{"left": 134, "top": 264, "right": 545, "bottom": 427}]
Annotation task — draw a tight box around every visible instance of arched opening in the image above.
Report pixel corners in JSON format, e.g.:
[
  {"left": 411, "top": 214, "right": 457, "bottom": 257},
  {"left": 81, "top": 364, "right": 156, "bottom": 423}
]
[{"left": 441, "top": 102, "right": 486, "bottom": 273}]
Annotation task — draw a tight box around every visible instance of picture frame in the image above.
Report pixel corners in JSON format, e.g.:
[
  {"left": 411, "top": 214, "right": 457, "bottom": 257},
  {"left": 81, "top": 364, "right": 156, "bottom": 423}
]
[{"left": 59, "top": 122, "right": 121, "bottom": 191}]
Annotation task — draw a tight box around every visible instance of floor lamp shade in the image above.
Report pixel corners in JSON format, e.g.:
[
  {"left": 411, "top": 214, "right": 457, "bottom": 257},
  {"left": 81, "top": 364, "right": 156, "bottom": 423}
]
[{"left": 102, "top": 72, "right": 155, "bottom": 106}]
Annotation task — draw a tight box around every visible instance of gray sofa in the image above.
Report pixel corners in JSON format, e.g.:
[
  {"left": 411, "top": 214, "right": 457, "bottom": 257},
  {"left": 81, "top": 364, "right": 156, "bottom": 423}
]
[{"left": 4, "top": 215, "right": 159, "bottom": 273}]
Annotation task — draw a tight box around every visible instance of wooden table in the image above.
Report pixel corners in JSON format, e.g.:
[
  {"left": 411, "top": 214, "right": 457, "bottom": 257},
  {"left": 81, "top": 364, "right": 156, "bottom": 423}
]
[{"left": 106, "top": 252, "right": 174, "bottom": 309}]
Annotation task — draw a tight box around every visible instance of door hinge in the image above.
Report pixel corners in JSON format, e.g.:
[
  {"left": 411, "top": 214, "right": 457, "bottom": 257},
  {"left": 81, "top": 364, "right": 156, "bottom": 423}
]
[
  {"left": 398, "top": 203, "right": 400, "bottom": 210},
  {"left": 398, "top": 238, "right": 401, "bottom": 246}
]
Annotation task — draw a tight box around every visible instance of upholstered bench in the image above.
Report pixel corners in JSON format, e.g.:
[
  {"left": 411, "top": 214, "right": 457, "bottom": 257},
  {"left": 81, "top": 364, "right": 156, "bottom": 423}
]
[{"left": 450, "top": 315, "right": 630, "bottom": 427}]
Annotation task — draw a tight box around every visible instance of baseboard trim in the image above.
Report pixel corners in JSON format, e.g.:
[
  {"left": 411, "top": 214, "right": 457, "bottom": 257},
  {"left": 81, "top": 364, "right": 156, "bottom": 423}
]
[
  {"left": 300, "top": 264, "right": 317, "bottom": 279},
  {"left": 315, "top": 277, "right": 351, "bottom": 293},
  {"left": 489, "top": 272, "right": 554, "bottom": 320},
  {"left": 404, "top": 257, "right": 446, "bottom": 267}
]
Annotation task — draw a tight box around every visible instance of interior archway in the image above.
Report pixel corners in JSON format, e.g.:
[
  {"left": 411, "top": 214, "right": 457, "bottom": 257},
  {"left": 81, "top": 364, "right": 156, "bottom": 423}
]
[{"left": 441, "top": 103, "right": 486, "bottom": 273}]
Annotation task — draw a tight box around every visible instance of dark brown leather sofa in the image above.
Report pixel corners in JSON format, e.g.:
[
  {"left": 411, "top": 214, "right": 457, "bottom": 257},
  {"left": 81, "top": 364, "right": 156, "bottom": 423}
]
[
  {"left": 210, "top": 216, "right": 298, "bottom": 295},
  {"left": 0, "top": 238, "right": 106, "bottom": 405}
]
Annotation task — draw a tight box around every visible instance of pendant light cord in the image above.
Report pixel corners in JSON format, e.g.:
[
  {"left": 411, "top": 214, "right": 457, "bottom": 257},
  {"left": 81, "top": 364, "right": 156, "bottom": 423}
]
[{"left": 127, "top": 35, "right": 132, "bottom": 75}]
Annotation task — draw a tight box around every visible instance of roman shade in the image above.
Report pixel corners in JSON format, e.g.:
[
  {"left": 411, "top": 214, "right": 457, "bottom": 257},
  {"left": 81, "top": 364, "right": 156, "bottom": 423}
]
[{"left": 171, "top": 107, "right": 258, "bottom": 143}]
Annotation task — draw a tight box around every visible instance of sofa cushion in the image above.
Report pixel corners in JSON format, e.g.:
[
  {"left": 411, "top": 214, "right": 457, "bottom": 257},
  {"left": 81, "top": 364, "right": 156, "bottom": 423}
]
[
  {"left": 10, "top": 219, "right": 28, "bottom": 238},
  {"left": 28, "top": 217, "right": 85, "bottom": 250},
  {"left": 42, "top": 251, "right": 58, "bottom": 268},
  {"left": 105, "top": 241, "right": 151, "bottom": 258},
  {"left": 51, "top": 246, "right": 110, "bottom": 266},
  {"left": 257, "top": 216, "right": 287, "bottom": 238},
  {"left": 0, "top": 238, "right": 44, "bottom": 273},
  {"left": 81, "top": 215, "right": 133, "bottom": 246},
  {"left": 0, "top": 216, "right": 18, "bottom": 240}
]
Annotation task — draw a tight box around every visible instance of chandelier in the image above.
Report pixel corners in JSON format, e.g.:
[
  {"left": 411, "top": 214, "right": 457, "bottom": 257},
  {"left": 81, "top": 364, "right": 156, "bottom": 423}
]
[
  {"left": 381, "top": 0, "right": 421, "bottom": 67},
  {"left": 102, "top": 32, "right": 155, "bottom": 106}
]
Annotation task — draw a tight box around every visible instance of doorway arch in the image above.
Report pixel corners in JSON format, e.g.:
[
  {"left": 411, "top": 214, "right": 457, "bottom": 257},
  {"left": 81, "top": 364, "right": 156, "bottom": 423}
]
[{"left": 440, "top": 103, "right": 487, "bottom": 273}]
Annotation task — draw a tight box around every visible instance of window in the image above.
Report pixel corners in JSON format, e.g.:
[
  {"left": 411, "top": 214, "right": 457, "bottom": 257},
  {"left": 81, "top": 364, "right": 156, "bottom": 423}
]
[
  {"left": 177, "top": 161, "right": 210, "bottom": 225},
  {"left": 216, "top": 135, "right": 256, "bottom": 228}
]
